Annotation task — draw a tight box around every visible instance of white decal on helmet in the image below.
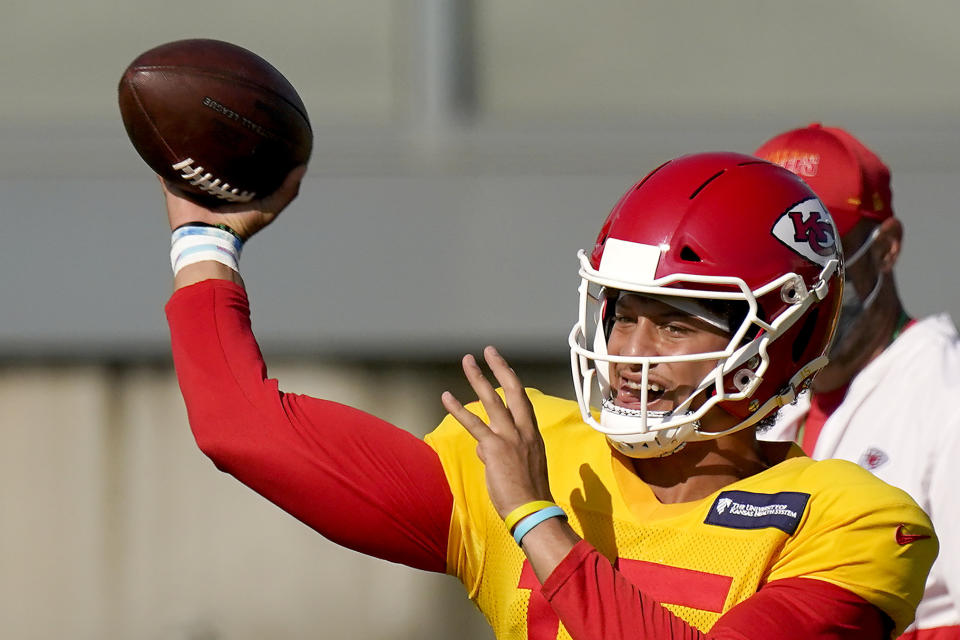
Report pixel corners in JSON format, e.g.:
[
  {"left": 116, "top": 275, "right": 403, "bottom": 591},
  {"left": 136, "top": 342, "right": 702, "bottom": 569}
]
[
  {"left": 771, "top": 198, "right": 838, "bottom": 267},
  {"left": 597, "top": 238, "right": 662, "bottom": 282}
]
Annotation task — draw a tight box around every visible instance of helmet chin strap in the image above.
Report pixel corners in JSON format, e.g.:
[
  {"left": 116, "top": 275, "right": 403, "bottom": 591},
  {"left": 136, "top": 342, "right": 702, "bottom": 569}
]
[
  {"left": 600, "top": 397, "right": 678, "bottom": 426},
  {"left": 599, "top": 397, "right": 702, "bottom": 458}
]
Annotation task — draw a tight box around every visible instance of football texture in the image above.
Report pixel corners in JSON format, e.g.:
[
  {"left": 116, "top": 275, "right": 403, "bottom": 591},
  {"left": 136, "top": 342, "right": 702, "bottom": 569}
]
[{"left": 118, "top": 38, "right": 312, "bottom": 206}]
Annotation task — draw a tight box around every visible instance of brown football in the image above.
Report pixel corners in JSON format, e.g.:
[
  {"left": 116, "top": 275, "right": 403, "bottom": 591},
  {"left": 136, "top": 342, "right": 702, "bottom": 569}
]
[{"left": 118, "top": 38, "right": 312, "bottom": 207}]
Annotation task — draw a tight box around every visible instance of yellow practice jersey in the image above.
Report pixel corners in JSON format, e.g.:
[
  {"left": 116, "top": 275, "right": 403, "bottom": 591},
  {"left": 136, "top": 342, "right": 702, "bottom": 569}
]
[{"left": 424, "top": 389, "right": 937, "bottom": 639}]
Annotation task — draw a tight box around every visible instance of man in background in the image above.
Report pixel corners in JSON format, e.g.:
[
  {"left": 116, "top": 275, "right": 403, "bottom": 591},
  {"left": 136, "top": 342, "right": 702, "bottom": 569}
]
[{"left": 756, "top": 123, "right": 960, "bottom": 639}]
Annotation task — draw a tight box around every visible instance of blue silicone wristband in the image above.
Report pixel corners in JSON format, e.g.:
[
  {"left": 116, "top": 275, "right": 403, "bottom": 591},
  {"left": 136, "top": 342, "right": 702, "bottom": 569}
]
[{"left": 512, "top": 506, "right": 567, "bottom": 546}]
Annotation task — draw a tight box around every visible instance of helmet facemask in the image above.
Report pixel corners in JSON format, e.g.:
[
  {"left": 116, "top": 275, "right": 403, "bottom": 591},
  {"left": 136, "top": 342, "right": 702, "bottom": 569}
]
[{"left": 569, "top": 246, "right": 835, "bottom": 459}]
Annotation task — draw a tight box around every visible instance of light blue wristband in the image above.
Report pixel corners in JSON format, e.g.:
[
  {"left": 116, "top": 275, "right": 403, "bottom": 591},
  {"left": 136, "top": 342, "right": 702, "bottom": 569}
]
[{"left": 512, "top": 505, "right": 567, "bottom": 546}]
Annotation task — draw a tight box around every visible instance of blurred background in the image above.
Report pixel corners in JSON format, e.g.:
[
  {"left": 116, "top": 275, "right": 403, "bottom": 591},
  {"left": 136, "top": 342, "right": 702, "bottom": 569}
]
[{"left": 2, "top": 1, "right": 959, "bottom": 638}]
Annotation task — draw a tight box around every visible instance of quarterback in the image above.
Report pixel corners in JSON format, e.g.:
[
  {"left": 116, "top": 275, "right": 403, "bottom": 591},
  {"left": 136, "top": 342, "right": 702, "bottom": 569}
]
[
  {"left": 163, "top": 153, "right": 936, "bottom": 638},
  {"left": 755, "top": 123, "right": 960, "bottom": 639}
]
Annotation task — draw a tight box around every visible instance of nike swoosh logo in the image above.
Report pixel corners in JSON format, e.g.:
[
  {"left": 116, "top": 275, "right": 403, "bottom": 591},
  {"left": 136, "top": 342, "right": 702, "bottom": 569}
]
[{"left": 896, "top": 524, "right": 931, "bottom": 545}]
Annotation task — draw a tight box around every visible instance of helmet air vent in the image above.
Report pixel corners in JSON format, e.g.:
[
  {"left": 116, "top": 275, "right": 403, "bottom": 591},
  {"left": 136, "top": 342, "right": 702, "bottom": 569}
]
[
  {"left": 690, "top": 170, "right": 725, "bottom": 199},
  {"left": 680, "top": 246, "right": 702, "bottom": 262},
  {"left": 635, "top": 160, "right": 672, "bottom": 191}
]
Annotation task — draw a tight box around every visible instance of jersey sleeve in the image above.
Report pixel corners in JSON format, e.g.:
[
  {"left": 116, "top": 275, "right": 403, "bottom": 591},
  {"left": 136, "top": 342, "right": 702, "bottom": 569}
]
[
  {"left": 542, "top": 540, "right": 890, "bottom": 639},
  {"left": 769, "top": 459, "right": 938, "bottom": 636},
  {"left": 165, "top": 279, "right": 453, "bottom": 572}
]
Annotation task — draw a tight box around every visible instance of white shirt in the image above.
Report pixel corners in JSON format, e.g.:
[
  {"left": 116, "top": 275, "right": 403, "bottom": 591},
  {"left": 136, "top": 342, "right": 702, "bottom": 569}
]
[{"left": 764, "top": 314, "right": 960, "bottom": 634}]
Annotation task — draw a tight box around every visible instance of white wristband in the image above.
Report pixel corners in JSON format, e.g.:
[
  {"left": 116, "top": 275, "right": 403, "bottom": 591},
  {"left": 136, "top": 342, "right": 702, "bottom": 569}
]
[{"left": 170, "top": 225, "right": 243, "bottom": 276}]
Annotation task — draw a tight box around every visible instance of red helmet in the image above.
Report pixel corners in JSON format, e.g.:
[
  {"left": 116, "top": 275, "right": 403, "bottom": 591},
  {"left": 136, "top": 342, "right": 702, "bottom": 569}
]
[{"left": 569, "top": 152, "right": 843, "bottom": 457}]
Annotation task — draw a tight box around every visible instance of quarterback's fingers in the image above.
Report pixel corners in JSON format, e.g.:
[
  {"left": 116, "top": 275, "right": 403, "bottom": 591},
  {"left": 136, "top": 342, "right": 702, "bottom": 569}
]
[
  {"left": 440, "top": 390, "right": 492, "bottom": 444},
  {"left": 482, "top": 346, "right": 538, "bottom": 436},
  {"left": 460, "top": 353, "right": 516, "bottom": 435}
]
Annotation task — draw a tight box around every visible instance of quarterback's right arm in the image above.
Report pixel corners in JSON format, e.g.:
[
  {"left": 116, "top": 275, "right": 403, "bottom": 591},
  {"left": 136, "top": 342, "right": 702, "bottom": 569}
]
[{"left": 162, "top": 172, "right": 454, "bottom": 572}]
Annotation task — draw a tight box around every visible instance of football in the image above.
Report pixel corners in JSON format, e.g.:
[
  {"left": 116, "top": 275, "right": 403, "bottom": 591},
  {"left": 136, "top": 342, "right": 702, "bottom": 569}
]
[{"left": 118, "top": 38, "right": 312, "bottom": 207}]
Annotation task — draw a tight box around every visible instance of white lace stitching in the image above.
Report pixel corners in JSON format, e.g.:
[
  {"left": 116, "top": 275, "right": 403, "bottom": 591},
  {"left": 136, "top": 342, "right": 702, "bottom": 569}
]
[{"left": 172, "top": 158, "right": 256, "bottom": 203}]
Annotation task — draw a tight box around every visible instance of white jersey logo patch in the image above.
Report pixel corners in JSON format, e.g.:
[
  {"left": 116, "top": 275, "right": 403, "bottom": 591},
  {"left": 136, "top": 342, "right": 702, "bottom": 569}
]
[{"left": 858, "top": 447, "right": 889, "bottom": 470}]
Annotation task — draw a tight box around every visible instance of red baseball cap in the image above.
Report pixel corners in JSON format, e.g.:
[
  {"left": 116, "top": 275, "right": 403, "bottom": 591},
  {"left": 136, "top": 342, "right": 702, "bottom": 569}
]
[{"left": 754, "top": 123, "right": 893, "bottom": 236}]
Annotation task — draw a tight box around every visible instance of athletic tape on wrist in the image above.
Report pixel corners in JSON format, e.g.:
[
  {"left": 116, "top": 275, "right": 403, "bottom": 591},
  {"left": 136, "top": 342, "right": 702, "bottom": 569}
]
[
  {"left": 504, "top": 500, "right": 558, "bottom": 533},
  {"left": 512, "top": 505, "right": 567, "bottom": 546},
  {"left": 170, "top": 224, "right": 243, "bottom": 276}
]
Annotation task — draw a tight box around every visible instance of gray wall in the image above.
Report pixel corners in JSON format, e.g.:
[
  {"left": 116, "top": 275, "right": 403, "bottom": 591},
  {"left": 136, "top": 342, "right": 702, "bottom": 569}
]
[{"left": 2, "top": 0, "right": 959, "bottom": 359}]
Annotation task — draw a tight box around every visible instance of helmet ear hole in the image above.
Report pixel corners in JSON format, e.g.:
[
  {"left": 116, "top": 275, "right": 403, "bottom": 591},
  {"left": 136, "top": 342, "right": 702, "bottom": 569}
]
[
  {"left": 792, "top": 308, "right": 820, "bottom": 362},
  {"left": 733, "top": 369, "right": 758, "bottom": 392}
]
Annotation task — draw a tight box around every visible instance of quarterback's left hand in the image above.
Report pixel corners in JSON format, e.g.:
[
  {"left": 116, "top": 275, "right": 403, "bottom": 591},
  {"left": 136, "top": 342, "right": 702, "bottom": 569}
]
[{"left": 441, "top": 346, "right": 553, "bottom": 519}]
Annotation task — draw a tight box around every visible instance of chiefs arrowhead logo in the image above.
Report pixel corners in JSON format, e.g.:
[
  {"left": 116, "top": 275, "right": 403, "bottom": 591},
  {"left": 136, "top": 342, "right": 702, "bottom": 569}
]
[
  {"left": 771, "top": 198, "right": 839, "bottom": 267},
  {"left": 858, "top": 447, "right": 889, "bottom": 470},
  {"left": 895, "top": 524, "right": 931, "bottom": 546}
]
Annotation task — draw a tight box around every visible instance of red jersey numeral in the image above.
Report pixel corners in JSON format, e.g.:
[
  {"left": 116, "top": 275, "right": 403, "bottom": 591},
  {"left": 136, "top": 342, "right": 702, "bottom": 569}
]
[
  {"left": 615, "top": 558, "right": 732, "bottom": 612},
  {"left": 517, "top": 558, "right": 732, "bottom": 639}
]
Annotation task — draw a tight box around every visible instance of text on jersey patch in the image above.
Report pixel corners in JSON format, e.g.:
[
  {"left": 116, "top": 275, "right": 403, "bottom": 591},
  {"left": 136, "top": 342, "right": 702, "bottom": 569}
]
[{"left": 704, "top": 490, "right": 810, "bottom": 534}]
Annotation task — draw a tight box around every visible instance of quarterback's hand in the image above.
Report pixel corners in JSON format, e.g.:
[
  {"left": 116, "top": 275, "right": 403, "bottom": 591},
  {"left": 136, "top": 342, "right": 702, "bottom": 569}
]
[
  {"left": 162, "top": 165, "right": 307, "bottom": 240},
  {"left": 441, "top": 346, "right": 553, "bottom": 518}
]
